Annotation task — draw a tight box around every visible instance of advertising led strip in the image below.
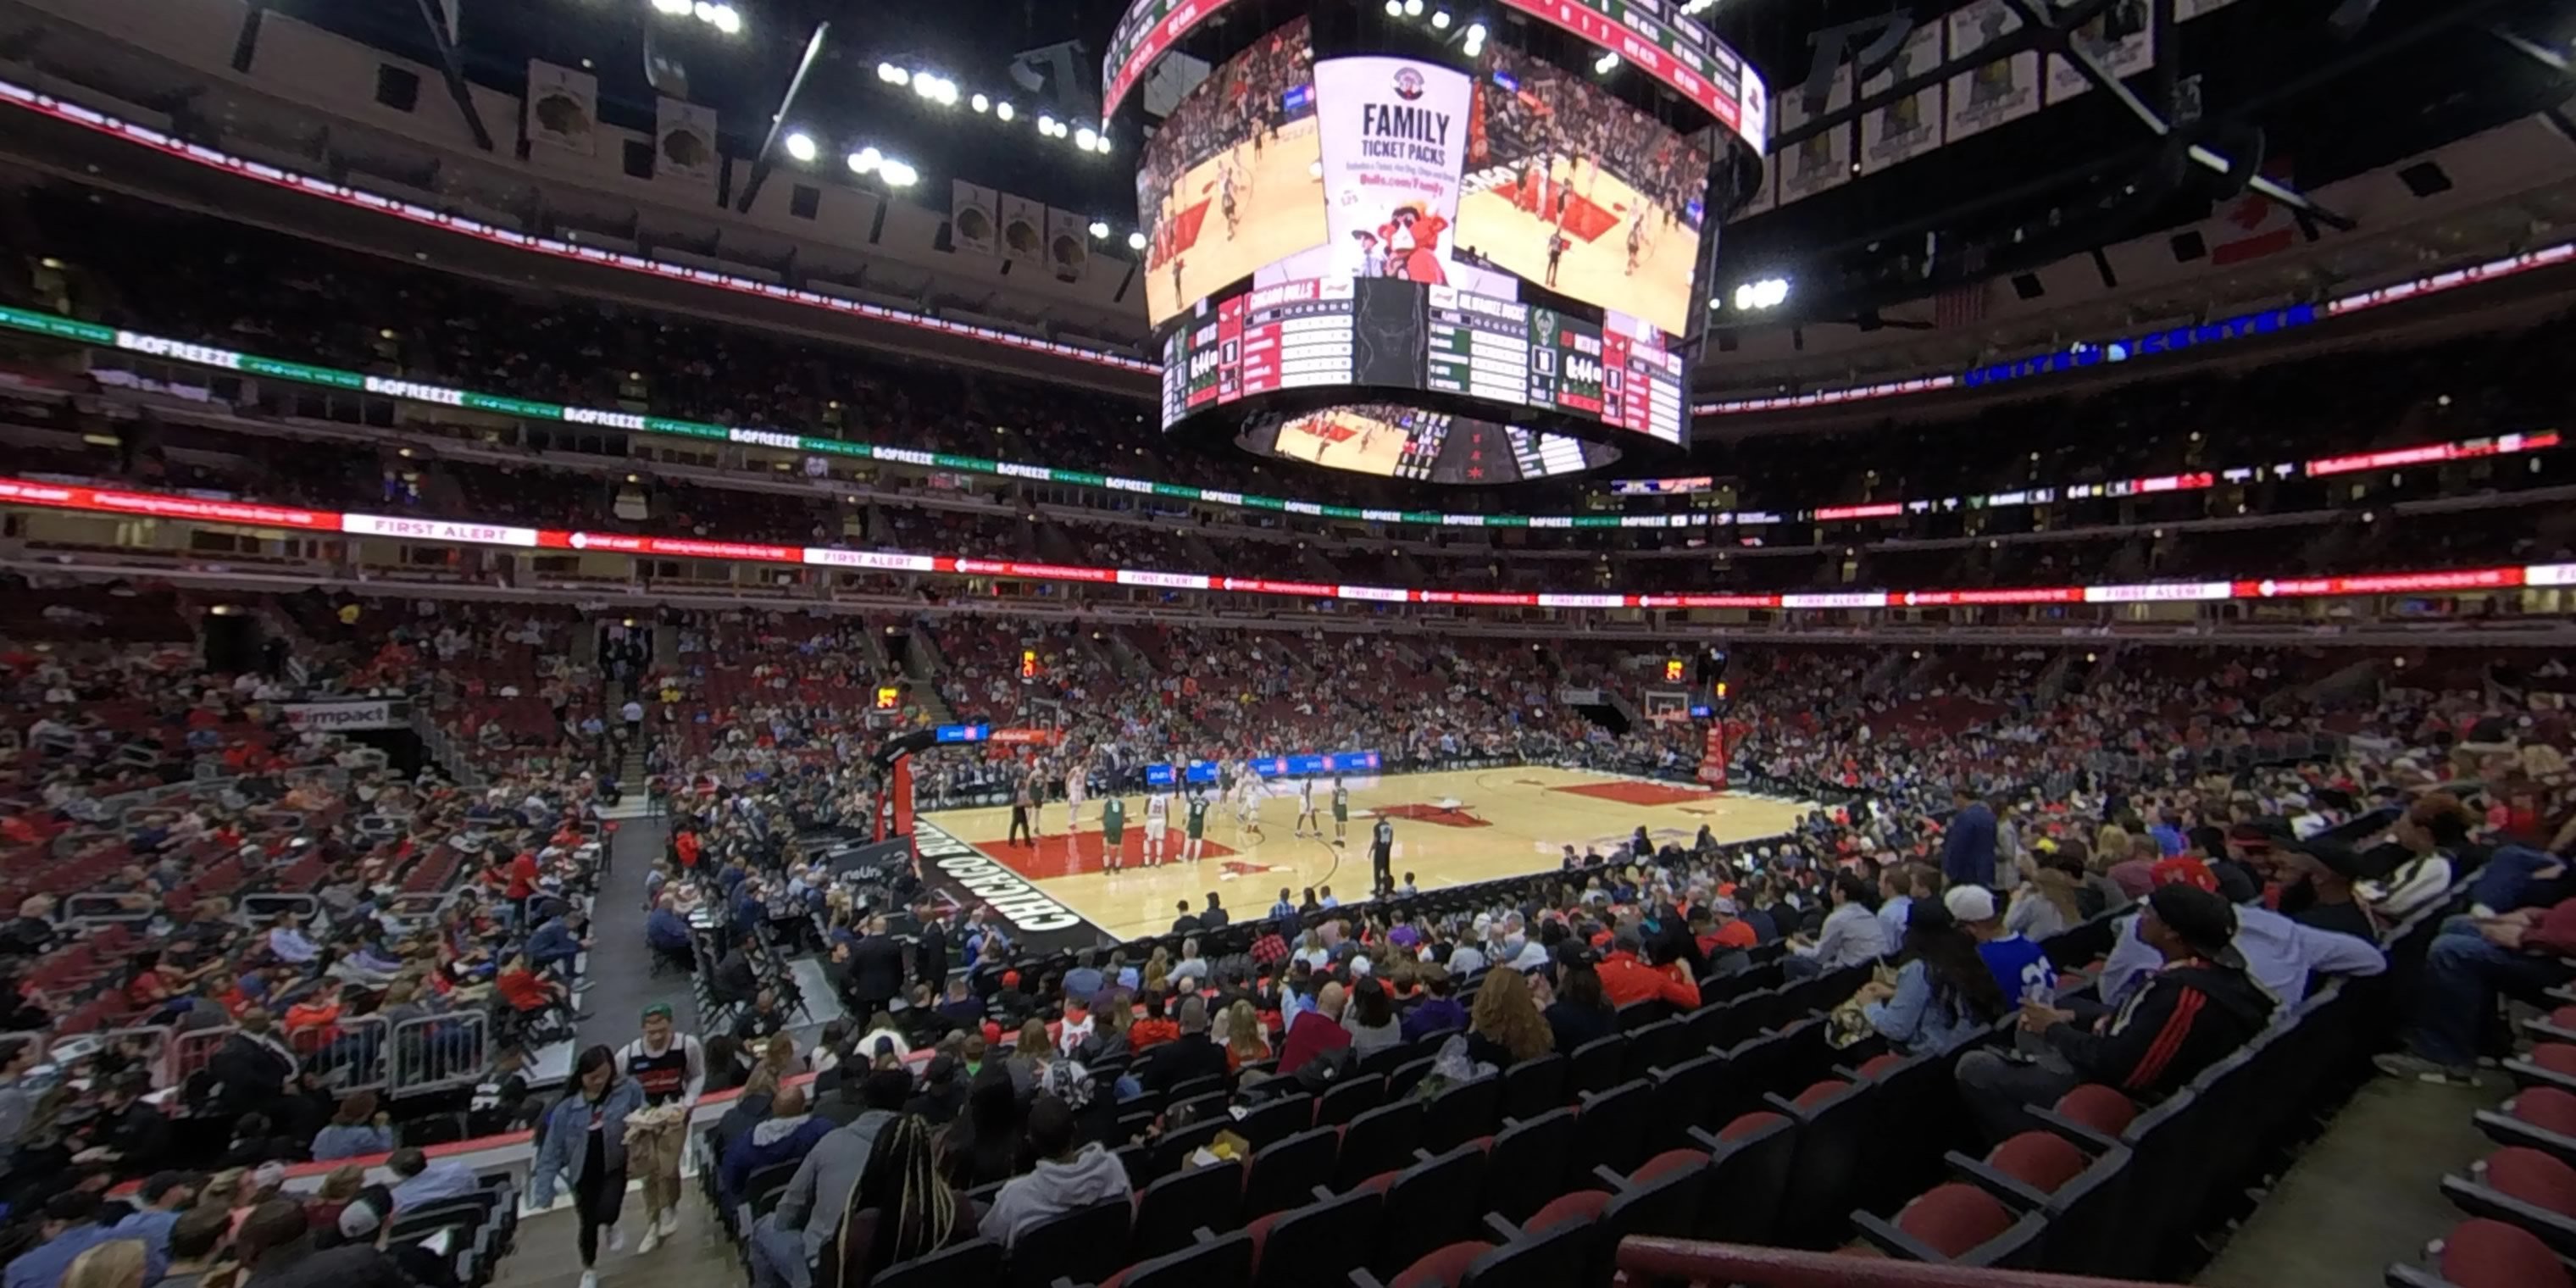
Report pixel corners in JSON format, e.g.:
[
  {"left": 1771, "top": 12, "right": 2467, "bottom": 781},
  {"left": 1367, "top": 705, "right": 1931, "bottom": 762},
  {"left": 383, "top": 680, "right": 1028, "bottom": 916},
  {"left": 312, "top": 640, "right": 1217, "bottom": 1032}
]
[
  {"left": 24, "top": 304, "right": 2567, "bottom": 536},
  {"left": 0, "top": 473, "right": 2559, "bottom": 615},
  {"left": 1103, "top": 0, "right": 1248, "bottom": 119}
]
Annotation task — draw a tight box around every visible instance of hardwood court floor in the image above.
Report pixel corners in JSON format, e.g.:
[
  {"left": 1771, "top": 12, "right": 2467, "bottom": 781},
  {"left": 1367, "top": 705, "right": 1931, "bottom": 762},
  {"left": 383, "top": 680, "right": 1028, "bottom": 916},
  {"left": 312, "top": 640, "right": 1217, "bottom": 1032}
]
[{"left": 919, "top": 766, "right": 1810, "bottom": 942}]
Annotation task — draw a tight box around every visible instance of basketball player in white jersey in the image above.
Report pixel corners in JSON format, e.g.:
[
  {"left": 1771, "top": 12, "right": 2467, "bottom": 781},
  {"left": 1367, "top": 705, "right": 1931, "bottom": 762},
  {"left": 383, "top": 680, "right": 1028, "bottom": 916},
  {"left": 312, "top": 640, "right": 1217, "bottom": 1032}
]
[
  {"left": 1065, "top": 759, "right": 1088, "bottom": 831},
  {"left": 1236, "top": 770, "right": 1265, "bottom": 845},
  {"left": 1294, "top": 775, "right": 1320, "bottom": 837},
  {"left": 1143, "top": 787, "right": 1171, "bottom": 867}
]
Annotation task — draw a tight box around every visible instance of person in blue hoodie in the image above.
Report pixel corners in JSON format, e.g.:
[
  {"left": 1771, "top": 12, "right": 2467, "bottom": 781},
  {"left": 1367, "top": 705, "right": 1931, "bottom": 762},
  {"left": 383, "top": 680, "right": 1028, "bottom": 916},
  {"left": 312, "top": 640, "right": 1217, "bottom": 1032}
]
[
  {"left": 720, "top": 1084, "right": 834, "bottom": 1216},
  {"left": 527, "top": 912, "right": 590, "bottom": 983},
  {"left": 530, "top": 1046, "right": 646, "bottom": 1288}
]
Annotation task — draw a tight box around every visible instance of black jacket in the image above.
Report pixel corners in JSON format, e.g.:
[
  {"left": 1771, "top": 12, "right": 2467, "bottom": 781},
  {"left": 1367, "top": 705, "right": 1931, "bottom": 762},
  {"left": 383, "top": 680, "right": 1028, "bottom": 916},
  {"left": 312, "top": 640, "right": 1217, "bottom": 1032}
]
[
  {"left": 2043, "top": 958, "right": 2274, "bottom": 1100},
  {"left": 913, "top": 920, "right": 949, "bottom": 985},
  {"left": 1135, "top": 1033, "right": 1229, "bottom": 1095},
  {"left": 244, "top": 1237, "right": 416, "bottom": 1288},
  {"left": 208, "top": 1031, "right": 297, "bottom": 1112},
  {"left": 848, "top": 935, "right": 906, "bottom": 1006}
]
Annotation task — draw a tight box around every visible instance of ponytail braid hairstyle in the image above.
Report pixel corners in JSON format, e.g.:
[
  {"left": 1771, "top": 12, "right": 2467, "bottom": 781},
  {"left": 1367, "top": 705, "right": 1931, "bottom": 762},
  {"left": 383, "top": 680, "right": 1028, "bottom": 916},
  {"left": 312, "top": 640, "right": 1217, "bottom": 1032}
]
[{"left": 831, "top": 1113, "right": 957, "bottom": 1280}]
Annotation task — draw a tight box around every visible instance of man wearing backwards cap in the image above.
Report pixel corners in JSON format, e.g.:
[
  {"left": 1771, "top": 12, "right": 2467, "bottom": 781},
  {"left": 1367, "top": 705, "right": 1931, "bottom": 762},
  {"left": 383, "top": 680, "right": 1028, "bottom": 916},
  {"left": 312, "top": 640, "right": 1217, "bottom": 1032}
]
[{"left": 1954, "top": 881, "right": 2275, "bottom": 1142}]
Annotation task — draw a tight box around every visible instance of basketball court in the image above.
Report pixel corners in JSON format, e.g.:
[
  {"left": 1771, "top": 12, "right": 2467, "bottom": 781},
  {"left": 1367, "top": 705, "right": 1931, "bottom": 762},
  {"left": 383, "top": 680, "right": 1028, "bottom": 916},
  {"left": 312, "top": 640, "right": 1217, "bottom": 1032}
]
[
  {"left": 918, "top": 765, "right": 1809, "bottom": 942},
  {"left": 1271, "top": 409, "right": 1414, "bottom": 477},
  {"left": 1456, "top": 153, "right": 1700, "bottom": 336},
  {"left": 1143, "top": 117, "right": 1327, "bottom": 322}
]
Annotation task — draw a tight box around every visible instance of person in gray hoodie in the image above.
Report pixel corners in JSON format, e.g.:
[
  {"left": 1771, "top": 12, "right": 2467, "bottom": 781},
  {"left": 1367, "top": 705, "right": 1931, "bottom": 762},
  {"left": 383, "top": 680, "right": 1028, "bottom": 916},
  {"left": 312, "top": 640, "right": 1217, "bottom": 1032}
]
[
  {"left": 977, "top": 1095, "right": 1133, "bottom": 1248},
  {"left": 748, "top": 1068, "right": 913, "bottom": 1288}
]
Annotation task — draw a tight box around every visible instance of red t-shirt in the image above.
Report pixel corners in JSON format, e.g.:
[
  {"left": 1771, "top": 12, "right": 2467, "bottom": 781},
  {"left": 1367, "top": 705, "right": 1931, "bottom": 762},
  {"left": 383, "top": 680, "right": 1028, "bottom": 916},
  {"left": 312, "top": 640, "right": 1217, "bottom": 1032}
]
[
  {"left": 497, "top": 969, "right": 551, "bottom": 1013},
  {"left": 506, "top": 853, "right": 541, "bottom": 900}
]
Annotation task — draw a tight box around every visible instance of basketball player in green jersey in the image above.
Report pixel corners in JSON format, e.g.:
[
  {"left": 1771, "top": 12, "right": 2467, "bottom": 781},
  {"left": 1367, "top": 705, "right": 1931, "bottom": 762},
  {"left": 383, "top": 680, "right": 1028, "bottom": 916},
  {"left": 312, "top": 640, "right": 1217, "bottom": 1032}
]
[
  {"left": 1184, "top": 790, "right": 1209, "bottom": 863},
  {"left": 1331, "top": 775, "right": 1350, "bottom": 847},
  {"left": 1101, "top": 794, "right": 1127, "bottom": 872}
]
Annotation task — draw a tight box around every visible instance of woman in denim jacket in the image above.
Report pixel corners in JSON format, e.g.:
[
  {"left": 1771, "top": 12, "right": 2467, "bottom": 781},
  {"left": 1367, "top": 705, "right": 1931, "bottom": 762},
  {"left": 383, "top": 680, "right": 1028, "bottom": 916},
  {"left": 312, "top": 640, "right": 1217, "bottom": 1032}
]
[{"left": 530, "top": 1045, "right": 647, "bottom": 1288}]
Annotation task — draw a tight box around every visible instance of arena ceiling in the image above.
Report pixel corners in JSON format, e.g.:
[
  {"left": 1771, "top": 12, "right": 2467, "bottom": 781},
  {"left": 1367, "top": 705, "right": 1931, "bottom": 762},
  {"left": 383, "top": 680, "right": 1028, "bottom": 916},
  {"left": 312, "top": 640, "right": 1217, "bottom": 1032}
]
[{"left": 268, "top": 0, "right": 2574, "bottom": 332}]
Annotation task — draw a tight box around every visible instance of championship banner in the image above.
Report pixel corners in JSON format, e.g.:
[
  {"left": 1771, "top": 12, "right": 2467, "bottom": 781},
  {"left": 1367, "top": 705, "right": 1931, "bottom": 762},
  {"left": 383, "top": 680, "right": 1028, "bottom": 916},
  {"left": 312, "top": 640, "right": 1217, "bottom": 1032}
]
[
  {"left": 653, "top": 97, "right": 719, "bottom": 183},
  {"left": 1044, "top": 207, "right": 1091, "bottom": 283},
  {"left": 281, "top": 698, "right": 410, "bottom": 732},
  {"left": 1697, "top": 720, "right": 1728, "bottom": 787},
  {"left": 2045, "top": 1, "right": 2155, "bottom": 106},
  {"left": 524, "top": 59, "right": 599, "bottom": 156},
  {"left": 952, "top": 180, "right": 1000, "bottom": 257},
  {"left": 1314, "top": 57, "right": 1474, "bottom": 286},
  {"left": 1945, "top": 1, "right": 2040, "bottom": 143},
  {"left": 1774, "top": 69, "right": 1852, "bottom": 206},
  {"left": 998, "top": 192, "right": 1046, "bottom": 269},
  {"left": 1858, "top": 22, "right": 1944, "bottom": 174}
]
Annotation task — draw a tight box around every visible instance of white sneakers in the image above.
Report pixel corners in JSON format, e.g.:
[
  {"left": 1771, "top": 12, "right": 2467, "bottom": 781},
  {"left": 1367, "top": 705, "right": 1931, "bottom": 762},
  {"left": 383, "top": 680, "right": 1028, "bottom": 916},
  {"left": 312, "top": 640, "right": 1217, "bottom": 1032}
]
[
  {"left": 659, "top": 1209, "right": 680, "bottom": 1239},
  {"left": 580, "top": 1272, "right": 599, "bottom": 1288},
  {"left": 606, "top": 1224, "right": 625, "bottom": 1254},
  {"left": 636, "top": 1222, "right": 661, "bottom": 1255}
]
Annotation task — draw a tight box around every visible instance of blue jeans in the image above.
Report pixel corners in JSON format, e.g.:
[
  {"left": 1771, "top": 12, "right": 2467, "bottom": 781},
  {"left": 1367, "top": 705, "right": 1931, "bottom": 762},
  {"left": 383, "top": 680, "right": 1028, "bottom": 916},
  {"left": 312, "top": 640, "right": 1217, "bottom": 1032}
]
[
  {"left": 2472, "top": 845, "right": 2570, "bottom": 917},
  {"left": 2407, "top": 920, "right": 2576, "bottom": 1066},
  {"left": 747, "top": 1213, "right": 812, "bottom": 1288}
]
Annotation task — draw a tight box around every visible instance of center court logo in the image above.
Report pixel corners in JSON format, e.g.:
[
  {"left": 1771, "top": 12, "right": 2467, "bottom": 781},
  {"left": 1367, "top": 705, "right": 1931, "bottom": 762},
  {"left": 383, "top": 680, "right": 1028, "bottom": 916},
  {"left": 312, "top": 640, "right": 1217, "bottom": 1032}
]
[{"left": 1392, "top": 67, "right": 1424, "bottom": 100}]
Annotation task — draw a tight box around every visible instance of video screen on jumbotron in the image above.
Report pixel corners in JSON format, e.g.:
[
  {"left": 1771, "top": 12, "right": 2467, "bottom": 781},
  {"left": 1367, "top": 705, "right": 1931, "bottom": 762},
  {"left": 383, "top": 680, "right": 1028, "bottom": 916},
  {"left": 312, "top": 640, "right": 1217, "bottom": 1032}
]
[
  {"left": 1138, "top": 17, "right": 1324, "bottom": 326},
  {"left": 1146, "top": 29, "right": 1703, "bottom": 452},
  {"left": 1458, "top": 45, "right": 1712, "bottom": 338},
  {"left": 1238, "top": 403, "right": 1615, "bottom": 485}
]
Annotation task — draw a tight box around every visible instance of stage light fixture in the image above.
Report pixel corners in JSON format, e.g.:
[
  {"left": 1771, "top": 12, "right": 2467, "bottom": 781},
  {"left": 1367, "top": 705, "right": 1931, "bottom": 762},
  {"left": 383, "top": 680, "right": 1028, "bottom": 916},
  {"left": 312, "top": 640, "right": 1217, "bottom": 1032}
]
[
  {"left": 1595, "top": 52, "right": 1621, "bottom": 74},
  {"left": 847, "top": 146, "right": 880, "bottom": 174},
  {"left": 1037, "top": 113, "right": 1058, "bottom": 135},
  {"left": 1404, "top": 0, "right": 1424, "bottom": 15},
  {"left": 1466, "top": 21, "right": 1486, "bottom": 41},
  {"left": 1088, "top": 219, "right": 1110, "bottom": 238},
  {"left": 783, "top": 131, "right": 817, "bottom": 164},
  {"left": 1128, "top": 231, "right": 1147, "bottom": 250},
  {"left": 1385, "top": 0, "right": 1402, "bottom": 13},
  {"left": 970, "top": 93, "right": 989, "bottom": 112},
  {"left": 1432, "top": 10, "right": 1452, "bottom": 28},
  {"left": 1731, "top": 277, "right": 1790, "bottom": 310},
  {"left": 880, "top": 160, "right": 919, "bottom": 186},
  {"left": 652, "top": 0, "right": 691, "bottom": 16},
  {"left": 1075, "top": 125, "right": 1099, "bottom": 150},
  {"left": 996, "top": 101, "right": 1015, "bottom": 121},
  {"left": 884, "top": 65, "right": 910, "bottom": 86},
  {"left": 705, "top": 3, "right": 739, "bottom": 34}
]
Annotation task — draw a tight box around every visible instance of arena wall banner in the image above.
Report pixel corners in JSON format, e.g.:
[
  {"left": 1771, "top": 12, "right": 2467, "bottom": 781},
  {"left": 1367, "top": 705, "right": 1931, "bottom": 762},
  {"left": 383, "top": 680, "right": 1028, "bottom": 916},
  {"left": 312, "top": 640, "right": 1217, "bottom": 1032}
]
[
  {"left": 913, "top": 820, "right": 1105, "bottom": 952},
  {"left": 951, "top": 180, "right": 1000, "bottom": 257},
  {"left": 1944, "top": 0, "right": 2041, "bottom": 143},
  {"left": 280, "top": 698, "right": 410, "bottom": 732},
  {"left": 2044, "top": 2, "right": 2156, "bottom": 106},
  {"left": 1857, "top": 22, "right": 1945, "bottom": 175},
  {"left": 523, "top": 59, "right": 599, "bottom": 157},
  {"left": 997, "top": 192, "right": 1046, "bottom": 270},
  {"left": 1314, "top": 57, "right": 1474, "bottom": 286},
  {"left": 1773, "top": 67, "right": 1853, "bottom": 207},
  {"left": 653, "top": 97, "right": 719, "bottom": 185}
]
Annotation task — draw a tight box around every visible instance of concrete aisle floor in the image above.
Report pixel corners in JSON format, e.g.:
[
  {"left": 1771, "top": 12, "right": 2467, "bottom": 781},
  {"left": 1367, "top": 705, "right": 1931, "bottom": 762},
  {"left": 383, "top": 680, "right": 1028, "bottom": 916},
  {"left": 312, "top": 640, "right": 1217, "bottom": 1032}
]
[
  {"left": 575, "top": 811, "right": 698, "bottom": 1054},
  {"left": 2196, "top": 1074, "right": 2507, "bottom": 1288},
  {"left": 492, "top": 1184, "right": 744, "bottom": 1288}
]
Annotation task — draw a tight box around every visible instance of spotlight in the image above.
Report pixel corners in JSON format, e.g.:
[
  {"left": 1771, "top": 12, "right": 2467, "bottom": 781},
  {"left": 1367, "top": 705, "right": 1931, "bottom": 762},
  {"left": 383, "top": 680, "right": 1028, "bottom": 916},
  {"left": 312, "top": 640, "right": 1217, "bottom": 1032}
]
[
  {"left": 1595, "top": 52, "right": 1621, "bottom": 74},
  {"left": 880, "top": 161, "right": 919, "bottom": 187},
  {"left": 912, "top": 74, "right": 938, "bottom": 99},
  {"left": 1075, "top": 125, "right": 1099, "bottom": 151},
  {"left": 652, "top": 0, "right": 691, "bottom": 15},
  {"left": 1308, "top": 159, "right": 1324, "bottom": 179},
  {"left": 1385, "top": 0, "right": 1402, "bottom": 13},
  {"left": 885, "top": 65, "right": 910, "bottom": 86},
  {"left": 970, "top": 92, "right": 989, "bottom": 113},
  {"left": 1466, "top": 20, "right": 1486, "bottom": 41},
  {"left": 783, "top": 131, "right": 817, "bottom": 164},
  {"left": 705, "top": 3, "right": 740, "bottom": 34},
  {"left": 1730, "top": 277, "right": 1790, "bottom": 310},
  {"left": 996, "top": 101, "right": 1015, "bottom": 121},
  {"left": 1404, "top": 0, "right": 1424, "bottom": 14},
  {"left": 1128, "top": 230, "right": 1147, "bottom": 251},
  {"left": 1432, "top": 10, "right": 1452, "bottom": 28},
  {"left": 1088, "top": 219, "right": 1110, "bottom": 239},
  {"left": 847, "top": 147, "right": 881, "bottom": 174},
  {"left": 1037, "top": 113, "right": 1058, "bottom": 135},
  {"left": 1093, "top": 133, "right": 1112, "bottom": 155}
]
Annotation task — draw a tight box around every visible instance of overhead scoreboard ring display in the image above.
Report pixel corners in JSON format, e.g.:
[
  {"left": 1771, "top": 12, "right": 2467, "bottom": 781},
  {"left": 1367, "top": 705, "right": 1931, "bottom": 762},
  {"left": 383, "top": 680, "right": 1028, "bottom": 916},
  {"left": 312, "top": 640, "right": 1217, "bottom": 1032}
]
[{"left": 1109, "top": 2, "right": 1771, "bottom": 486}]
